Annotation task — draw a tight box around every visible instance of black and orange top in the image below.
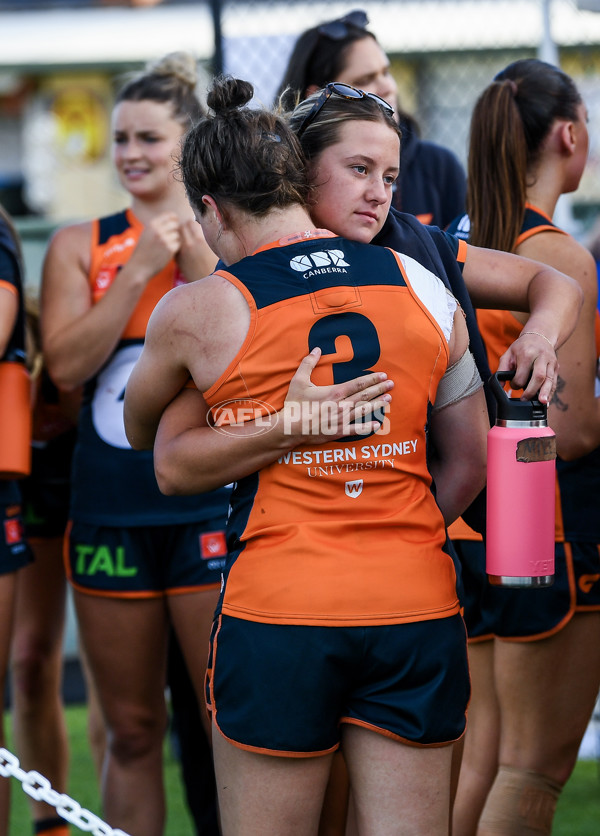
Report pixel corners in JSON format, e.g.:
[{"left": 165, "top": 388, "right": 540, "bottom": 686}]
[
  {"left": 204, "top": 231, "right": 462, "bottom": 627},
  {"left": 452, "top": 204, "right": 600, "bottom": 544},
  {"left": 69, "top": 209, "right": 230, "bottom": 526},
  {"left": 0, "top": 213, "right": 27, "bottom": 504}
]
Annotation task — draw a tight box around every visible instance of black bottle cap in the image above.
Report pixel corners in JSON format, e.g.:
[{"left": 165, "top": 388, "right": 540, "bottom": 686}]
[{"left": 488, "top": 371, "right": 548, "bottom": 422}]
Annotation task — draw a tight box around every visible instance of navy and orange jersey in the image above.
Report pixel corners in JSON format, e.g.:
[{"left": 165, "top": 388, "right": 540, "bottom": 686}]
[
  {"left": 204, "top": 231, "right": 461, "bottom": 628},
  {"left": 69, "top": 209, "right": 230, "bottom": 527},
  {"left": 0, "top": 214, "right": 26, "bottom": 509},
  {"left": 0, "top": 214, "right": 26, "bottom": 365},
  {"left": 375, "top": 209, "right": 490, "bottom": 537},
  {"left": 474, "top": 205, "right": 569, "bottom": 376},
  {"left": 456, "top": 204, "right": 600, "bottom": 544}
]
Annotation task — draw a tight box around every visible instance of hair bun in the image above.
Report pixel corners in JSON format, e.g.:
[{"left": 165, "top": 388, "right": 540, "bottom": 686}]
[
  {"left": 146, "top": 51, "right": 198, "bottom": 89},
  {"left": 207, "top": 76, "right": 254, "bottom": 114}
]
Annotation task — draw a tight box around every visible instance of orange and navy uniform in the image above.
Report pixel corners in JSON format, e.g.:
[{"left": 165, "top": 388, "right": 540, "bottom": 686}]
[
  {"left": 69, "top": 209, "right": 229, "bottom": 527},
  {"left": 448, "top": 204, "right": 600, "bottom": 639},
  {"left": 20, "top": 370, "right": 78, "bottom": 540},
  {"left": 205, "top": 231, "right": 460, "bottom": 628},
  {"left": 477, "top": 204, "right": 600, "bottom": 546},
  {"left": 66, "top": 209, "right": 229, "bottom": 596},
  {"left": 0, "top": 214, "right": 32, "bottom": 573}
]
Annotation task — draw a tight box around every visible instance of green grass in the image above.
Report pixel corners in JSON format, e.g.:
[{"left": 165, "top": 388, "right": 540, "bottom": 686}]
[
  {"left": 4, "top": 704, "right": 600, "bottom": 834},
  {"left": 554, "top": 758, "right": 600, "bottom": 835},
  {"left": 4, "top": 703, "right": 195, "bottom": 835}
]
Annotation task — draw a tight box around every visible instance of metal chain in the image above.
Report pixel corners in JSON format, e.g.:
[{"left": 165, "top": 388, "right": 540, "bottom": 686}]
[{"left": 0, "top": 747, "right": 131, "bottom": 836}]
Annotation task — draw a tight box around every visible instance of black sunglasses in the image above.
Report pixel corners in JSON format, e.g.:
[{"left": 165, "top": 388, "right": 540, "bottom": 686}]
[
  {"left": 318, "top": 10, "right": 368, "bottom": 40},
  {"left": 296, "top": 82, "right": 394, "bottom": 138}
]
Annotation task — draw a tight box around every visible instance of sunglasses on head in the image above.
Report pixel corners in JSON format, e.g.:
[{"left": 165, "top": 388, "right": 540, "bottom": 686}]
[
  {"left": 296, "top": 82, "right": 394, "bottom": 139},
  {"left": 318, "top": 10, "right": 368, "bottom": 40}
]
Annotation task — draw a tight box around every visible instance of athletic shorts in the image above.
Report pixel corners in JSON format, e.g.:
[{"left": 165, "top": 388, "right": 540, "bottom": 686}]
[
  {"left": 453, "top": 540, "right": 493, "bottom": 641},
  {"left": 1, "top": 502, "right": 33, "bottom": 576},
  {"left": 66, "top": 518, "right": 227, "bottom": 597},
  {"left": 206, "top": 613, "right": 470, "bottom": 756},
  {"left": 21, "top": 428, "right": 76, "bottom": 539},
  {"left": 457, "top": 539, "right": 600, "bottom": 642}
]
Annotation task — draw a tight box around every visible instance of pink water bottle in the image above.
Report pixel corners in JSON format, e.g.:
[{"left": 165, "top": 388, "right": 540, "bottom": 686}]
[{"left": 486, "top": 371, "right": 556, "bottom": 587}]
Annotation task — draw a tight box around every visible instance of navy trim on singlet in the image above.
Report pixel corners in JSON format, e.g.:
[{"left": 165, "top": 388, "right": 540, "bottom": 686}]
[
  {"left": 225, "top": 239, "right": 407, "bottom": 311},
  {"left": 214, "top": 470, "right": 259, "bottom": 618},
  {"left": 520, "top": 206, "right": 559, "bottom": 236},
  {"left": 97, "top": 211, "right": 131, "bottom": 246},
  {"left": 0, "top": 217, "right": 26, "bottom": 364}
]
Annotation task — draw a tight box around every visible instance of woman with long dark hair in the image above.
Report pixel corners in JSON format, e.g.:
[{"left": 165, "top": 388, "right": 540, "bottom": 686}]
[{"left": 448, "top": 58, "right": 600, "bottom": 836}]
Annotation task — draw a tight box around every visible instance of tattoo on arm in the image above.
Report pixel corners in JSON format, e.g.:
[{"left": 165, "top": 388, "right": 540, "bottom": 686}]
[{"left": 551, "top": 375, "right": 568, "bottom": 412}]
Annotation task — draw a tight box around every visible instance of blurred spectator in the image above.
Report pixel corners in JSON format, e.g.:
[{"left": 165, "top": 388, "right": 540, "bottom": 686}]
[{"left": 277, "top": 8, "right": 466, "bottom": 228}]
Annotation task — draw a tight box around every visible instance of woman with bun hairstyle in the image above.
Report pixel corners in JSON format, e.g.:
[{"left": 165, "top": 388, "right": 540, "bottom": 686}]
[
  {"left": 124, "top": 73, "right": 493, "bottom": 836},
  {"left": 446, "top": 58, "right": 600, "bottom": 836},
  {"left": 41, "top": 54, "right": 230, "bottom": 836}
]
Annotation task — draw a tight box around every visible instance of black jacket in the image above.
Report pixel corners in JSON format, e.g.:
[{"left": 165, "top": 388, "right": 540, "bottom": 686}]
[
  {"left": 392, "top": 116, "right": 467, "bottom": 231},
  {"left": 374, "top": 208, "right": 491, "bottom": 533}
]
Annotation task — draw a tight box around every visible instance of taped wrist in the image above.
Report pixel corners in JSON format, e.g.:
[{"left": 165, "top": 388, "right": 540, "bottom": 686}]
[
  {"left": 433, "top": 348, "right": 483, "bottom": 414},
  {"left": 478, "top": 765, "right": 562, "bottom": 835}
]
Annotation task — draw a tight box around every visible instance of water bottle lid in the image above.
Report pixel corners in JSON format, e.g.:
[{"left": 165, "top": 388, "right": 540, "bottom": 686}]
[{"left": 488, "top": 371, "right": 548, "bottom": 423}]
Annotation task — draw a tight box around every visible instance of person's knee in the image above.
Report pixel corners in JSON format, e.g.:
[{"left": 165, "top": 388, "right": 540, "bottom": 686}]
[
  {"left": 10, "top": 640, "right": 59, "bottom": 701},
  {"left": 478, "top": 765, "right": 562, "bottom": 836},
  {"left": 106, "top": 710, "right": 168, "bottom": 766}
]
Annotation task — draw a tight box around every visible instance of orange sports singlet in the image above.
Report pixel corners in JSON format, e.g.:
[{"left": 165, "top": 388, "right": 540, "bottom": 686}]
[
  {"left": 69, "top": 209, "right": 229, "bottom": 526},
  {"left": 449, "top": 204, "right": 600, "bottom": 640},
  {"left": 475, "top": 203, "right": 600, "bottom": 545},
  {"left": 205, "top": 232, "right": 461, "bottom": 628}
]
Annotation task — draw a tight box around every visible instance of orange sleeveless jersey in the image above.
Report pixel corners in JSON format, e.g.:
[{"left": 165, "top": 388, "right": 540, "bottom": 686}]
[
  {"left": 474, "top": 204, "right": 600, "bottom": 543},
  {"left": 204, "top": 233, "right": 460, "bottom": 627},
  {"left": 89, "top": 209, "right": 181, "bottom": 337},
  {"left": 69, "top": 208, "right": 221, "bottom": 525}
]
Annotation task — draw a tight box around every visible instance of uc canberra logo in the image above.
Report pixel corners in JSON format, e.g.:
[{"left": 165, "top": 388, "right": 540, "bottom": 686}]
[{"left": 290, "top": 249, "right": 350, "bottom": 274}]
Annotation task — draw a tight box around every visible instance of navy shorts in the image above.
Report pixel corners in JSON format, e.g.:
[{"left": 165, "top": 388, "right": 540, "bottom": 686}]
[
  {"left": 66, "top": 517, "right": 227, "bottom": 597},
  {"left": 207, "top": 613, "right": 470, "bottom": 756},
  {"left": 21, "top": 428, "right": 76, "bottom": 539},
  {"left": 1, "top": 501, "right": 33, "bottom": 576},
  {"left": 458, "top": 540, "right": 600, "bottom": 641},
  {"left": 453, "top": 540, "right": 494, "bottom": 641}
]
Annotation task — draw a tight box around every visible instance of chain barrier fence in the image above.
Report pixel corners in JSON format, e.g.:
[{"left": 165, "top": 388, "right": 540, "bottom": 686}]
[{"left": 0, "top": 747, "right": 131, "bottom": 836}]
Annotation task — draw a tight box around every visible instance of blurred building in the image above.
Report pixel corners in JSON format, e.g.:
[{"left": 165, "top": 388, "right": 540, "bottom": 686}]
[{"left": 3, "top": 0, "right": 600, "bottom": 285}]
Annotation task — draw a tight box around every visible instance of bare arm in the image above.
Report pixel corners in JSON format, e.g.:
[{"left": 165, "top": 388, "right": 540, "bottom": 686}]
[
  {"left": 462, "top": 244, "right": 583, "bottom": 403},
  {"left": 429, "top": 389, "right": 488, "bottom": 526},
  {"left": 152, "top": 350, "right": 394, "bottom": 495},
  {"left": 123, "top": 286, "right": 192, "bottom": 451},
  {"left": 428, "top": 307, "right": 489, "bottom": 525},
  {"left": 176, "top": 218, "right": 218, "bottom": 281},
  {"left": 41, "top": 213, "right": 183, "bottom": 390},
  {"left": 0, "top": 285, "right": 17, "bottom": 357},
  {"left": 517, "top": 232, "right": 600, "bottom": 460}
]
